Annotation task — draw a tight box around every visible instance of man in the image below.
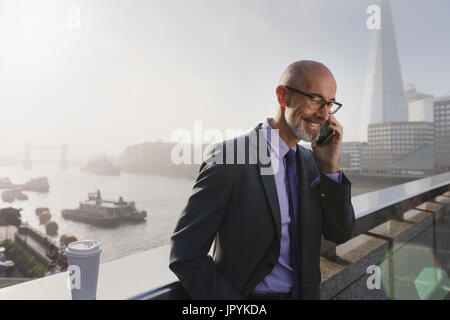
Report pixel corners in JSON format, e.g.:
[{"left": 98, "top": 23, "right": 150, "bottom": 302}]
[{"left": 169, "top": 60, "right": 355, "bottom": 300}]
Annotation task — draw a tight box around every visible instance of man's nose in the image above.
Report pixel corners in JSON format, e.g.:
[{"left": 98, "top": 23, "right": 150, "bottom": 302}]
[{"left": 314, "top": 104, "right": 329, "bottom": 121}]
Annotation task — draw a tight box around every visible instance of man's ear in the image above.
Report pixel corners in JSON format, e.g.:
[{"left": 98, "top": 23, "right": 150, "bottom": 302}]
[{"left": 276, "top": 85, "right": 289, "bottom": 107}]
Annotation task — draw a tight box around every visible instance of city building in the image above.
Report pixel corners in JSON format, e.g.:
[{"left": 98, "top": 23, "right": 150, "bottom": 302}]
[
  {"left": 434, "top": 96, "right": 450, "bottom": 172},
  {"left": 405, "top": 83, "right": 434, "bottom": 104},
  {"left": 408, "top": 97, "right": 435, "bottom": 122},
  {"left": 406, "top": 84, "right": 435, "bottom": 122},
  {"left": 340, "top": 142, "right": 366, "bottom": 172},
  {"left": 363, "top": 121, "right": 434, "bottom": 175}
]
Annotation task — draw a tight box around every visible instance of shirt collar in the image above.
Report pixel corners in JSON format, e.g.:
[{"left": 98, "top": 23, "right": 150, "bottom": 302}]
[{"left": 261, "top": 118, "right": 297, "bottom": 159}]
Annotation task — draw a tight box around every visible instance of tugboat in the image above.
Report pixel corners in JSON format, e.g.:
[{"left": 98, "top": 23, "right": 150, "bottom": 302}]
[
  {"left": 23, "top": 177, "right": 49, "bottom": 192},
  {"left": 61, "top": 190, "right": 147, "bottom": 227},
  {"left": 14, "top": 190, "right": 29, "bottom": 201},
  {"left": 81, "top": 156, "right": 121, "bottom": 176}
]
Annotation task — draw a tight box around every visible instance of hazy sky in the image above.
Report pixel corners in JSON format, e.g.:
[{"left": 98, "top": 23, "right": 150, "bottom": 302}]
[{"left": 0, "top": 0, "right": 449, "bottom": 160}]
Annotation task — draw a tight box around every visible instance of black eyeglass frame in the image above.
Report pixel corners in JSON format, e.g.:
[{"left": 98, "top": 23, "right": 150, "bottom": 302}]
[{"left": 284, "top": 85, "right": 342, "bottom": 114}]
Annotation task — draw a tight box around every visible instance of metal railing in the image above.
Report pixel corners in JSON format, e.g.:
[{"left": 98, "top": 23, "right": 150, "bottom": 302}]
[{"left": 132, "top": 171, "right": 450, "bottom": 300}]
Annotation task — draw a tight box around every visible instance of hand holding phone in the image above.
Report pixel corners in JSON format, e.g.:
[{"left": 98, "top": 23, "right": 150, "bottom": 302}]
[
  {"left": 315, "top": 120, "right": 333, "bottom": 147},
  {"left": 312, "top": 116, "right": 343, "bottom": 173}
]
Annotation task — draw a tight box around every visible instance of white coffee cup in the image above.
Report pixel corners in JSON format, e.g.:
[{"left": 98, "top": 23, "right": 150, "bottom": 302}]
[{"left": 65, "top": 240, "right": 102, "bottom": 300}]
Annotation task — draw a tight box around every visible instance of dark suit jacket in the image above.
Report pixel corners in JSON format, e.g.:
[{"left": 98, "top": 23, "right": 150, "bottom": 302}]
[{"left": 169, "top": 123, "right": 355, "bottom": 299}]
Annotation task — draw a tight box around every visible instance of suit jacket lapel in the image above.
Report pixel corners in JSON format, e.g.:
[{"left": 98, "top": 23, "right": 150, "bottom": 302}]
[{"left": 251, "top": 124, "right": 282, "bottom": 241}]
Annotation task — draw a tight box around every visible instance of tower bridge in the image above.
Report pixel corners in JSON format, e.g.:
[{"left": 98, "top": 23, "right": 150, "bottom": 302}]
[{"left": 22, "top": 143, "right": 69, "bottom": 169}]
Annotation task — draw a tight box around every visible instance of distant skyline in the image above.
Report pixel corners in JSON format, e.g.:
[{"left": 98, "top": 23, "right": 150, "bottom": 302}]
[{"left": 1, "top": 0, "right": 449, "bottom": 159}]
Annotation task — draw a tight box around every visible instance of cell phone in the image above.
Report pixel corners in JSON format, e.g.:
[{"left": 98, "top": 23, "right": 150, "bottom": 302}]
[{"left": 315, "top": 120, "right": 334, "bottom": 147}]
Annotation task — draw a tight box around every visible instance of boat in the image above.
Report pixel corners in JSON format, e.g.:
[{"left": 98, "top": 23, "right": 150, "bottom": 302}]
[
  {"left": 1, "top": 190, "right": 14, "bottom": 203},
  {"left": 0, "top": 177, "right": 12, "bottom": 189},
  {"left": 60, "top": 234, "right": 78, "bottom": 247},
  {"left": 45, "top": 221, "right": 59, "bottom": 236},
  {"left": 81, "top": 156, "right": 121, "bottom": 176},
  {"left": 1, "top": 189, "right": 28, "bottom": 202},
  {"left": 61, "top": 190, "right": 147, "bottom": 227},
  {"left": 39, "top": 211, "right": 52, "bottom": 224},
  {"left": 15, "top": 191, "right": 29, "bottom": 201},
  {"left": 23, "top": 177, "right": 49, "bottom": 192},
  {"left": 35, "top": 207, "right": 50, "bottom": 215}
]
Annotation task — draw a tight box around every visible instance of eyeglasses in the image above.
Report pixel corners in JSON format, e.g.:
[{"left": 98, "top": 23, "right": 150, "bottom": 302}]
[{"left": 284, "top": 85, "right": 342, "bottom": 115}]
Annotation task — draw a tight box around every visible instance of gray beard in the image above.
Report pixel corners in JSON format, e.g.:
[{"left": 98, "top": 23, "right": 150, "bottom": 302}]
[{"left": 285, "top": 114, "right": 319, "bottom": 143}]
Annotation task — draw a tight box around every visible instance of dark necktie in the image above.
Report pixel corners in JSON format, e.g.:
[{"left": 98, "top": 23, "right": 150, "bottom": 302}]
[{"left": 285, "top": 149, "right": 300, "bottom": 300}]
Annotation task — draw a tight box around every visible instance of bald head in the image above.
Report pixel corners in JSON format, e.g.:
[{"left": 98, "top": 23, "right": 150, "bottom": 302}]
[{"left": 279, "top": 60, "right": 336, "bottom": 95}]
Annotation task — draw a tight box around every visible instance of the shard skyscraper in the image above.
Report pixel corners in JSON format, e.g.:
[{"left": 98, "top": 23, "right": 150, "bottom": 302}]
[{"left": 359, "top": 0, "right": 408, "bottom": 142}]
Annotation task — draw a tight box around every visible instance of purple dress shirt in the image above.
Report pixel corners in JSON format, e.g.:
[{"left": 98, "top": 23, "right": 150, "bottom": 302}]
[{"left": 253, "top": 118, "right": 342, "bottom": 294}]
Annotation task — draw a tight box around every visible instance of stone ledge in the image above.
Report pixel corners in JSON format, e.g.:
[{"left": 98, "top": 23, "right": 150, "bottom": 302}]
[
  {"left": 417, "top": 201, "right": 446, "bottom": 220},
  {"left": 434, "top": 195, "right": 450, "bottom": 205}
]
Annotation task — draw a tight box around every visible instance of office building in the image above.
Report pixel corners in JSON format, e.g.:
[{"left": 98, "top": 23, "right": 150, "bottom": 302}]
[
  {"left": 434, "top": 96, "right": 450, "bottom": 172},
  {"left": 363, "top": 121, "right": 434, "bottom": 174},
  {"left": 340, "top": 142, "right": 366, "bottom": 172}
]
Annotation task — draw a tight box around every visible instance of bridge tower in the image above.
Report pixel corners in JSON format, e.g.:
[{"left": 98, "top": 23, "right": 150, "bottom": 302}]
[
  {"left": 60, "top": 143, "right": 69, "bottom": 169},
  {"left": 23, "top": 143, "right": 32, "bottom": 169}
]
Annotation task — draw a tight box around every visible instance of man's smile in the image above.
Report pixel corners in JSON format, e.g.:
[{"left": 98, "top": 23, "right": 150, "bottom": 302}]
[{"left": 302, "top": 117, "right": 322, "bottom": 130}]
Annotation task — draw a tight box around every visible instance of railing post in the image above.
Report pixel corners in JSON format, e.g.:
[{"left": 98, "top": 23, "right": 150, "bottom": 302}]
[{"left": 387, "top": 237, "right": 395, "bottom": 300}]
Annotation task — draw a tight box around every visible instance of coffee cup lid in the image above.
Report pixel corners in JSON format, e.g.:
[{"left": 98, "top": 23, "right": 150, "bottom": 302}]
[{"left": 66, "top": 240, "right": 101, "bottom": 255}]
